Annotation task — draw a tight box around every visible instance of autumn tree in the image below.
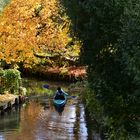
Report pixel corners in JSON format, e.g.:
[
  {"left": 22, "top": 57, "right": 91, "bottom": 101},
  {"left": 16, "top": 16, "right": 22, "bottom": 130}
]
[{"left": 0, "top": 0, "right": 80, "bottom": 68}]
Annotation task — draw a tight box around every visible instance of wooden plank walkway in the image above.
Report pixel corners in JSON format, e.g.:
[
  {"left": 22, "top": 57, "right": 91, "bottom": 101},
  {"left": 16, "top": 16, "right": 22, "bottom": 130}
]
[{"left": 0, "top": 93, "right": 23, "bottom": 114}]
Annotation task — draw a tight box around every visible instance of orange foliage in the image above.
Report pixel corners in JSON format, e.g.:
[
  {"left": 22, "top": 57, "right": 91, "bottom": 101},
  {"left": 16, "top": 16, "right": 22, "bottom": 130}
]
[{"left": 0, "top": 0, "right": 80, "bottom": 68}]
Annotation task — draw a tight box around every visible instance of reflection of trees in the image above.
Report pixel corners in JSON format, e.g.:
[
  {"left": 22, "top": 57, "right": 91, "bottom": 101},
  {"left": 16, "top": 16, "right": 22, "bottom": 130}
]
[
  {"left": 2, "top": 99, "right": 89, "bottom": 140},
  {"left": 0, "top": 106, "right": 21, "bottom": 132},
  {"left": 85, "top": 109, "right": 101, "bottom": 140},
  {"left": 73, "top": 103, "right": 80, "bottom": 139},
  {"left": 33, "top": 103, "right": 65, "bottom": 139},
  {"left": 73, "top": 104, "right": 88, "bottom": 140},
  {"left": 4, "top": 101, "right": 43, "bottom": 140}
]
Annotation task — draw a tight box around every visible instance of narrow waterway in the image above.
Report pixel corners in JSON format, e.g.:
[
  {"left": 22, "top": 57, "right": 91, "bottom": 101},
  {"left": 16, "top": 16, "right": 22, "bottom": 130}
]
[{"left": 0, "top": 78, "right": 101, "bottom": 140}]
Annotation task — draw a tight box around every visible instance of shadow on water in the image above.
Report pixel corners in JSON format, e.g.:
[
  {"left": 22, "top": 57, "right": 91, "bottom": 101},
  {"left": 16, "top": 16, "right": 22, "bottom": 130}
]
[{"left": 0, "top": 78, "right": 102, "bottom": 140}]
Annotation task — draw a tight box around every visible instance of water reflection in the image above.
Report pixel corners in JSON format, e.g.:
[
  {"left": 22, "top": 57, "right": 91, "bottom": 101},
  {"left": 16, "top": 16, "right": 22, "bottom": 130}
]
[
  {"left": 54, "top": 105, "right": 65, "bottom": 116},
  {"left": 0, "top": 106, "right": 20, "bottom": 132},
  {"left": 0, "top": 78, "right": 101, "bottom": 140},
  {"left": 35, "top": 100, "right": 88, "bottom": 140},
  {"left": 0, "top": 98, "right": 88, "bottom": 140}
]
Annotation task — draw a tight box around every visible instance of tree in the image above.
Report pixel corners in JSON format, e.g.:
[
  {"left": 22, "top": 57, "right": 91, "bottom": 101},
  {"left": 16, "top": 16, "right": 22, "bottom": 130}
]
[
  {"left": 0, "top": 0, "right": 80, "bottom": 68},
  {"left": 61, "top": 0, "right": 140, "bottom": 139}
]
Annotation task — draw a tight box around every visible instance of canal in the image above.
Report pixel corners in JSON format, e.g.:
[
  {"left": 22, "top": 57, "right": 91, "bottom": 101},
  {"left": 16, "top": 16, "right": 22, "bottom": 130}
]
[
  {"left": 0, "top": 2, "right": 101, "bottom": 139},
  {"left": 0, "top": 78, "right": 101, "bottom": 140}
]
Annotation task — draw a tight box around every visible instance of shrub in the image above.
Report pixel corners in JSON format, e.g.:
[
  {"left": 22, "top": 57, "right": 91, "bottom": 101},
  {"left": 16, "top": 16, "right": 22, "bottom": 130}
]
[{"left": 0, "top": 69, "right": 21, "bottom": 94}]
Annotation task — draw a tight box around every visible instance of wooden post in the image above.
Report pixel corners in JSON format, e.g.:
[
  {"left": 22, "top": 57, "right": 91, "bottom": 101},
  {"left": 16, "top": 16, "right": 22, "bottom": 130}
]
[
  {"left": 7, "top": 101, "right": 12, "bottom": 110},
  {"left": 0, "top": 106, "right": 4, "bottom": 115},
  {"left": 14, "top": 98, "right": 18, "bottom": 106}
]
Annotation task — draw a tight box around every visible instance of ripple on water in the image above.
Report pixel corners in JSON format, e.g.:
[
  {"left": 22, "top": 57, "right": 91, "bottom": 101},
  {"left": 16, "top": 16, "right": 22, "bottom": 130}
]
[
  {"left": 32, "top": 101, "right": 88, "bottom": 140},
  {"left": 0, "top": 78, "right": 102, "bottom": 140}
]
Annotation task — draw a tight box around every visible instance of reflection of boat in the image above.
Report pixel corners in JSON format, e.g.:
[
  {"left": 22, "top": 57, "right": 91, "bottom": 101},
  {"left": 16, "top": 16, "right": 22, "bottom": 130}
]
[
  {"left": 54, "top": 105, "right": 65, "bottom": 115},
  {"left": 53, "top": 94, "right": 67, "bottom": 107}
]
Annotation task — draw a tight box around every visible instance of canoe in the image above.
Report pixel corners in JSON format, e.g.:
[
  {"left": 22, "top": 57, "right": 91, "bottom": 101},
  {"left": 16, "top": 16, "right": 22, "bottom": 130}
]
[{"left": 53, "top": 94, "right": 67, "bottom": 107}]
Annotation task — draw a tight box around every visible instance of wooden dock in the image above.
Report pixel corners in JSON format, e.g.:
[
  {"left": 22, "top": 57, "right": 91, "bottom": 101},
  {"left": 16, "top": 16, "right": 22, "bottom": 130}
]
[{"left": 0, "top": 93, "right": 25, "bottom": 115}]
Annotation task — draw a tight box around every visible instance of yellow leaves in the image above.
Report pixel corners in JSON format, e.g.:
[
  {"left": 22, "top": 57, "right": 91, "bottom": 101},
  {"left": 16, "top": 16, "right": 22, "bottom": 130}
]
[
  {"left": 0, "top": 51, "right": 4, "bottom": 60},
  {"left": 0, "top": 0, "right": 80, "bottom": 68},
  {"left": 0, "top": 0, "right": 39, "bottom": 67}
]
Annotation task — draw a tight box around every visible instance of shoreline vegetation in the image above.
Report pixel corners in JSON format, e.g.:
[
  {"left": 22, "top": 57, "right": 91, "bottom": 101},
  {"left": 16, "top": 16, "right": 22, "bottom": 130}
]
[
  {"left": 0, "top": 66, "right": 86, "bottom": 105},
  {"left": 21, "top": 66, "right": 87, "bottom": 82},
  {"left": 0, "top": 69, "right": 26, "bottom": 110},
  {"left": 1, "top": 0, "right": 140, "bottom": 139}
]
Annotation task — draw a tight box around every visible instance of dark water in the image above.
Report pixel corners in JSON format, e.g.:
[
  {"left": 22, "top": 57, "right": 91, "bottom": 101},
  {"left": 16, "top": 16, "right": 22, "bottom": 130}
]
[{"left": 0, "top": 78, "right": 101, "bottom": 140}]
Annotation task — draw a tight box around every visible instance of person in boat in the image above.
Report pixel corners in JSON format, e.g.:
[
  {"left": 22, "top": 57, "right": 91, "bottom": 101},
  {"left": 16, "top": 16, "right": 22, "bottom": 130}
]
[{"left": 55, "top": 87, "right": 68, "bottom": 99}]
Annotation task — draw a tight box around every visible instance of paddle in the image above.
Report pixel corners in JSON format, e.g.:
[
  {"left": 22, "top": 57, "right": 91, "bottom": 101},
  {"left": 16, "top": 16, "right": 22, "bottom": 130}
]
[
  {"left": 71, "top": 95, "right": 77, "bottom": 99},
  {"left": 43, "top": 84, "right": 49, "bottom": 89}
]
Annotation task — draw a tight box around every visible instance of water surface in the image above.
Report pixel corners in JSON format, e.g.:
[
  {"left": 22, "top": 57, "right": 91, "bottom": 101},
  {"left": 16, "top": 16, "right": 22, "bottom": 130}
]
[{"left": 0, "top": 78, "right": 101, "bottom": 140}]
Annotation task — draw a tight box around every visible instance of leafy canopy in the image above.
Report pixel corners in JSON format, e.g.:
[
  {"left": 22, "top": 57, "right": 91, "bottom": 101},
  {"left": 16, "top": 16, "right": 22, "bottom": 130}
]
[{"left": 0, "top": 0, "right": 80, "bottom": 68}]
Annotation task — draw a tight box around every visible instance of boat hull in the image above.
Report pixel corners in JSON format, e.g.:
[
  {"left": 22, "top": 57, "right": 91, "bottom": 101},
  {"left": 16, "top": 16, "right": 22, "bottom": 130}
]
[{"left": 53, "top": 95, "right": 67, "bottom": 107}]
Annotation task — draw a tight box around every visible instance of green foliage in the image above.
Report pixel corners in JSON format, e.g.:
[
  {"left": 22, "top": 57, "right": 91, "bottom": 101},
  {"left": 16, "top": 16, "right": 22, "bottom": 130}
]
[
  {"left": 0, "top": 69, "right": 5, "bottom": 94},
  {"left": 0, "top": 69, "right": 21, "bottom": 94},
  {"left": 0, "top": 0, "right": 10, "bottom": 13},
  {"left": 0, "top": 0, "right": 81, "bottom": 68},
  {"left": 34, "top": 5, "right": 42, "bottom": 17},
  {"left": 82, "top": 86, "right": 103, "bottom": 123},
  {"left": 22, "top": 78, "right": 54, "bottom": 96},
  {"left": 61, "top": 0, "right": 140, "bottom": 139}
]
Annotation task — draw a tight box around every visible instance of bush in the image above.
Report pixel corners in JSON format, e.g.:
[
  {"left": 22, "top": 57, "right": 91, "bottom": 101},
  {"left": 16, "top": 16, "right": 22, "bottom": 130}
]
[{"left": 0, "top": 69, "right": 21, "bottom": 94}]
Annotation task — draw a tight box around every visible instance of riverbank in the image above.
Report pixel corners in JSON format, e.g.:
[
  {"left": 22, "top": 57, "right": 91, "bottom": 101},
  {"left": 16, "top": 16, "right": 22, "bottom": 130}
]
[
  {"left": 0, "top": 92, "right": 25, "bottom": 115},
  {"left": 0, "top": 93, "right": 17, "bottom": 114},
  {"left": 0, "top": 93, "right": 17, "bottom": 105},
  {"left": 21, "top": 66, "right": 87, "bottom": 82}
]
